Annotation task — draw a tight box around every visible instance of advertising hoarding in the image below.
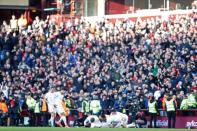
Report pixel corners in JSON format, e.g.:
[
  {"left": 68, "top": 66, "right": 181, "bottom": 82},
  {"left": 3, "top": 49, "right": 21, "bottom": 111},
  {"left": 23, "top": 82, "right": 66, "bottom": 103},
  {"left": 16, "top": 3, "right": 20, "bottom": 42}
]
[{"left": 0, "top": 0, "right": 29, "bottom": 6}]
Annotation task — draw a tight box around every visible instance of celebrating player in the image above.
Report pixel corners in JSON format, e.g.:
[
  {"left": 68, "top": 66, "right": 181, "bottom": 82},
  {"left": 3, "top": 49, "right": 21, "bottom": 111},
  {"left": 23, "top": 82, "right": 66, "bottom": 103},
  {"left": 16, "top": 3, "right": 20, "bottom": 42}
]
[
  {"left": 45, "top": 88, "right": 56, "bottom": 127},
  {"left": 108, "top": 110, "right": 128, "bottom": 128},
  {"left": 84, "top": 115, "right": 102, "bottom": 128},
  {"left": 54, "top": 90, "right": 69, "bottom": 128}
]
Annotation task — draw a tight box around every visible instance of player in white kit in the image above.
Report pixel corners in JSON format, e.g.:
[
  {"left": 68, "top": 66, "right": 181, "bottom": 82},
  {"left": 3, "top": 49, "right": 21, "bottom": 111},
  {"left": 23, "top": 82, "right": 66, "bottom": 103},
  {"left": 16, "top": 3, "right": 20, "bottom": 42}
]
[
  {"left": 45, "top": 88, "right": 56, "bottom": 127},
  {"left": 99, "top": 114, "right": 113, "bottom": 128},
  {"left": 53, "top": 90, "right": 69, "bottom": 128},
  {"left": 99, "top": 111, "right": 128, "bottom": 128},
  {"left": 84, "top": 115, "right": 102, "bottom": 128}
]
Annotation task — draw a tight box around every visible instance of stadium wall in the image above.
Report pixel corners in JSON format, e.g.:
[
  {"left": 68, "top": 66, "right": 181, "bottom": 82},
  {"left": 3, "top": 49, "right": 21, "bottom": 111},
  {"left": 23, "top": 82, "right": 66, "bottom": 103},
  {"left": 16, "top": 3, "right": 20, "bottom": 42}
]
[
  {"left": 106, "top": 0, "right": 194, "bottom": 15},
  {"left": 85, "top": 9, "right": 195, "bottom": 23}
]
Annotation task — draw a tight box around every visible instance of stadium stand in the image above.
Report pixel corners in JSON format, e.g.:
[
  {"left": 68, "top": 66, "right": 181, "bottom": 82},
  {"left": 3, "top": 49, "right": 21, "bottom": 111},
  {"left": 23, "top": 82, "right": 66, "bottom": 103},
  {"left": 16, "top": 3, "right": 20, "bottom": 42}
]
[{"left": 0, "top": 9, "right": 196, "bottom": 128}]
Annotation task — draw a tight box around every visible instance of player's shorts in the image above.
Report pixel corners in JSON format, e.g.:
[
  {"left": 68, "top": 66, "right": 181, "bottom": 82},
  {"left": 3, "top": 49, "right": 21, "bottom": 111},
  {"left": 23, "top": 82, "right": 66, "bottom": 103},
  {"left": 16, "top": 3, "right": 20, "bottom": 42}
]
[
  {"left": 122, "top": 115, "right": 128, "bottom": 125},
  {"left": 101, "top": 122, "right": 111, "bottom": 128},
  {"left": 55, "top": 105, "right": 65, "bottom": 115},
  {"left": 48, "top": 104, "right": 55, "bottom": 113},
  {"left": 91, "top": 123, "right": 102, "bottom": 128}
]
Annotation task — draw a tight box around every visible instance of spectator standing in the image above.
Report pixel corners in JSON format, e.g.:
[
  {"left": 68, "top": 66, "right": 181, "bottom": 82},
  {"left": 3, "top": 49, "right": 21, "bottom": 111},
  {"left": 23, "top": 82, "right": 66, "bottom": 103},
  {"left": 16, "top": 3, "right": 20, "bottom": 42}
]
[
  {"left": 34, "top": 96, "right": 40, "bottom": 126},
  {"left": 187, "top": 91, "right": 197, "bottom": 109},
  {"left": 10, "top": 15, "right": 18, "bottom": 30},
  {"left": 18, "top": 14, "right": 27, "bottom": 31},
  {"left": 26, "top": 94, "right": 36, "bottom": 126},
  {"left": 0, "top": 96, "right": 8, "bottom": 126},
  {"left": 148, "top": 95, "right": 158, "bottom": 128},
  {"left": 180, "top": 95, "right": 188, "bottom": 110},
  {"left": 40, "top": 94, "right": 48, "bottom": 126},
  {"left": 81, "top": 97, "right": 90, "bottom": 115},
  {"left": 90, "top": 96, "right": 101, "bottom": 115},
  {"left": 8, "top": 95, "right": 20, "bottom": 126},
  {"left": 165, "top": 94, "right": 177, "bottom": 128}
]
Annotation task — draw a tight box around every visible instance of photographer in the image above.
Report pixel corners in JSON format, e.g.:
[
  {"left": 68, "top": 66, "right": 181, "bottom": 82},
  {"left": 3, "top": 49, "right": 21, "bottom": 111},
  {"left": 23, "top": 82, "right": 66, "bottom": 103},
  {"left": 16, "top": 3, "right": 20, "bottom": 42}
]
[
  {"left": 125, "top": 96, "right": 140, "bottom": 123},
  {"left": 8, "top": 95, "right": 20, "bottom": 126},
  {"left": 135, "top": 111, "right": 147, "bottom": 128}
]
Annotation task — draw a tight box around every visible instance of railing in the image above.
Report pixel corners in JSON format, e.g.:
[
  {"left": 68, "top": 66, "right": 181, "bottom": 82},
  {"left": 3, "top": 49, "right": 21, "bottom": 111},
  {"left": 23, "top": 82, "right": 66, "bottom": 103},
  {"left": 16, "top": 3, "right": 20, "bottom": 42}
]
[
  {"left": 141, "top": 109, "right": 197, "bottom": 128},
  {"left": 1, "top": 108, "right": 197, "bottom": 128}
]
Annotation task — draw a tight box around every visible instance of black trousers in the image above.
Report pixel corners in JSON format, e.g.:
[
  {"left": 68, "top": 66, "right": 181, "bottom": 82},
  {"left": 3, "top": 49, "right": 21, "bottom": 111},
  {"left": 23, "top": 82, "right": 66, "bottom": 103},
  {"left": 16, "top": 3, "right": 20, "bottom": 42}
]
[
  {"left": 35, "top": 113, "right": 41, "bottom": 126},
  {"left": 167, "top": 111, "right": 176, "bottom": 128},
  {"left": 41, "top": 112, "right": 49, "bottom": 126},
  {"left": 10, "top": 113, "right": 19, "bottom": 126},
  {"left": 29, "top": 110, "right": 35, "bottom": 126},
  {"left": 149, "top": 113, "right": 157, "bottom": 128}
]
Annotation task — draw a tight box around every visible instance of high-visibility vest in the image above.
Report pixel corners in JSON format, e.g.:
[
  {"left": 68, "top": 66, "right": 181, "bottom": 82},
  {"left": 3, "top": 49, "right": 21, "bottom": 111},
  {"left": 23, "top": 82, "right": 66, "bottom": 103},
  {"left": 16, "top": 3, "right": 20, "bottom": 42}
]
[
  {"left": 166, "top": 100, "right": 175, "bottom": 112},
  {"left": 122, "top": 108, "right": 126, "bottom": 114},
  {"left": 66, "top": 99, "right": 71, "bottom": 108},
  {"left": 82, "top": 100, "right": 90, "bottom": 113},
  {"left": 26, "top": 97, "right": 36, "bottom": 109},
  {"left": 0, "top": 102, "right": 8, "bottom": 113},
  {"left": 180, "top": 98, "right": 188, "bottom": 110},
  {"left": 148, "top": 101, "right": 157, "bottom": 113},
  {"left": 62, "top": 100, "right": 70, "bottom": 116},
  {"left": 90, "top": 100, "right": 101, "bottom": 114},
  {"left": 34, "top": 102, "right": 40, "bottom": 113},
  {"left": 188, "top": 94, "right": 196, "bottom": 107},
  {"left": 162, "top": 98, "right": 167, "bottom": 109},
  {"left": 41, "top": 99, "right": 47, "bottom": 112}
]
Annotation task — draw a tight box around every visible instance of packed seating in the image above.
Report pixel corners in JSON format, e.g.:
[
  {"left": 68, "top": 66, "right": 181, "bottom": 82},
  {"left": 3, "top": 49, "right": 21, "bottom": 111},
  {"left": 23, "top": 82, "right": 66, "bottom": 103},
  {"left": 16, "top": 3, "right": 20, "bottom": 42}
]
[{"left": 0, "top": 12, "right": 196, "bottom": 126}]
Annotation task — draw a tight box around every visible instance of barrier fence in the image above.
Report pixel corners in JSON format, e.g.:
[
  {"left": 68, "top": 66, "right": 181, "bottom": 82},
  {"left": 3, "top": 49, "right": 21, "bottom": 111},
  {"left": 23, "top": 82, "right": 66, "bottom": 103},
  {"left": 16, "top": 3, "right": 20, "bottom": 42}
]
[
  {"left": 141, "top": 109, "right": 197, "bottom": 129},
  {"left": 1, "top": 108, "right": 197, "bottom": 128},
  {"left": 65, "top": 109, "right": 197, "bottom": 128}
]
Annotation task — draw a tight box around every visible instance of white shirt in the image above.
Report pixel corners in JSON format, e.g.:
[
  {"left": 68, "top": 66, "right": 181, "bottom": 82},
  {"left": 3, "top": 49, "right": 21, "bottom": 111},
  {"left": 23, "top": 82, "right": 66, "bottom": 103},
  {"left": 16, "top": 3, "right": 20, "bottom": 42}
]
[
  {"left": 45, "top": 92, "right": 55, "bottom": 106},
  {"left": 0, "top": 84, "right": 8, "bottom": 98},
  {"left": 84, "top": 115, "right": 101, "bottom": 128},
  {"left": 154, "top": 90, "right": 161, "bottom": 100},
  {"left": 53, "top": 91, "right": 64, "bottom": 105},
  {"left": 10, "top": 19, "right": 18, "bottom": 29},
  {"left": 101, "top": 115, "right": 112, "bottom": 128},
  {"left": 108, "top": 112, "right": 128, "bottom": 127}
]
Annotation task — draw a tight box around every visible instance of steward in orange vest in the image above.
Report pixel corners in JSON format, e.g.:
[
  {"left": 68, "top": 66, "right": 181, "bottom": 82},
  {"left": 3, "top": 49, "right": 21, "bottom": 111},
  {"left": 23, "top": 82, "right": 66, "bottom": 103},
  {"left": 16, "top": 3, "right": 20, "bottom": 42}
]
[{"left": 0, "top": 99, "right": 8, "bottom": 113}]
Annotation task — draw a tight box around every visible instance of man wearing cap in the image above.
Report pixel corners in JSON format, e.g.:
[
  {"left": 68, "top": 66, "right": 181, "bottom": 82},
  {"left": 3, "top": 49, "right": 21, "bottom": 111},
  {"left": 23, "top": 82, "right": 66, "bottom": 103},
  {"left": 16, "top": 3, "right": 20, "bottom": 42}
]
[{"left": 165, "top": 94, "right": 177, "bottom": 128}]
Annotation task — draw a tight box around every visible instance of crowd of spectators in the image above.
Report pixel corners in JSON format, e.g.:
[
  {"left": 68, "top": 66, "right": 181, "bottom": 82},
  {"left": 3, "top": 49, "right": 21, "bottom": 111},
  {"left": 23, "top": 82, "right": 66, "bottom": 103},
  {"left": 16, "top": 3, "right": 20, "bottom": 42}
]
[{"left": 0, "top": 12, "right": 196, "bottom": 126}]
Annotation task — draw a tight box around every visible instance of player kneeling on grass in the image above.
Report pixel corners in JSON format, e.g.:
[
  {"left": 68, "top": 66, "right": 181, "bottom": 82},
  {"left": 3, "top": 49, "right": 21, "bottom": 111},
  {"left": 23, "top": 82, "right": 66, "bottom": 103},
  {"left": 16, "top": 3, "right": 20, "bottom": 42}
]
[
  {"left": 99, "top": 114, "right": 112, "bottom": 128},
  {"left": 99, "top": 110, "right": 130, "bottom": 128},
  {"left": 109, "top": 110, "right": 128, "bottom": 128},
  {"left": 84, "top": 115, "right": 102, "bottom": 128}
]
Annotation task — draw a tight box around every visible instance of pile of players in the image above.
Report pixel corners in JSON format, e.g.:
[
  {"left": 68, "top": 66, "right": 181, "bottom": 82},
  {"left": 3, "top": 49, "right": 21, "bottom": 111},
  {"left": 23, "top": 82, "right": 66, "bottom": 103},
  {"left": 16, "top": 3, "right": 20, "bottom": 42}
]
[
  {"left": 45, "top": 88, "right": 134, "bottom": 128},
  {"left": 83, "top": 111, "right": 136, "bottom": 128}
]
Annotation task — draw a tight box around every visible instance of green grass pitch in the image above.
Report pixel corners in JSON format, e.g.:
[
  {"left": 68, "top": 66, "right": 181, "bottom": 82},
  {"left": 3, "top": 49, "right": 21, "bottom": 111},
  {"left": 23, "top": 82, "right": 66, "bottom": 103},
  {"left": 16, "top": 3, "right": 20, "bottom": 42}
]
[{"left": 0, "top": 127, "right": 195, "bottom": 131}]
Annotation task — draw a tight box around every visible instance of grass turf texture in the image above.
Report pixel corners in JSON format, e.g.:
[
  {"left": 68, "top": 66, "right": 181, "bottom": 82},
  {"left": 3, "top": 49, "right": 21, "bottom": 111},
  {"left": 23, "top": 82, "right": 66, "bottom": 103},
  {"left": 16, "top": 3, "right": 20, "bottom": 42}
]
[{"left": 0, "top": 127, "right": 195, "bottom": 131}]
